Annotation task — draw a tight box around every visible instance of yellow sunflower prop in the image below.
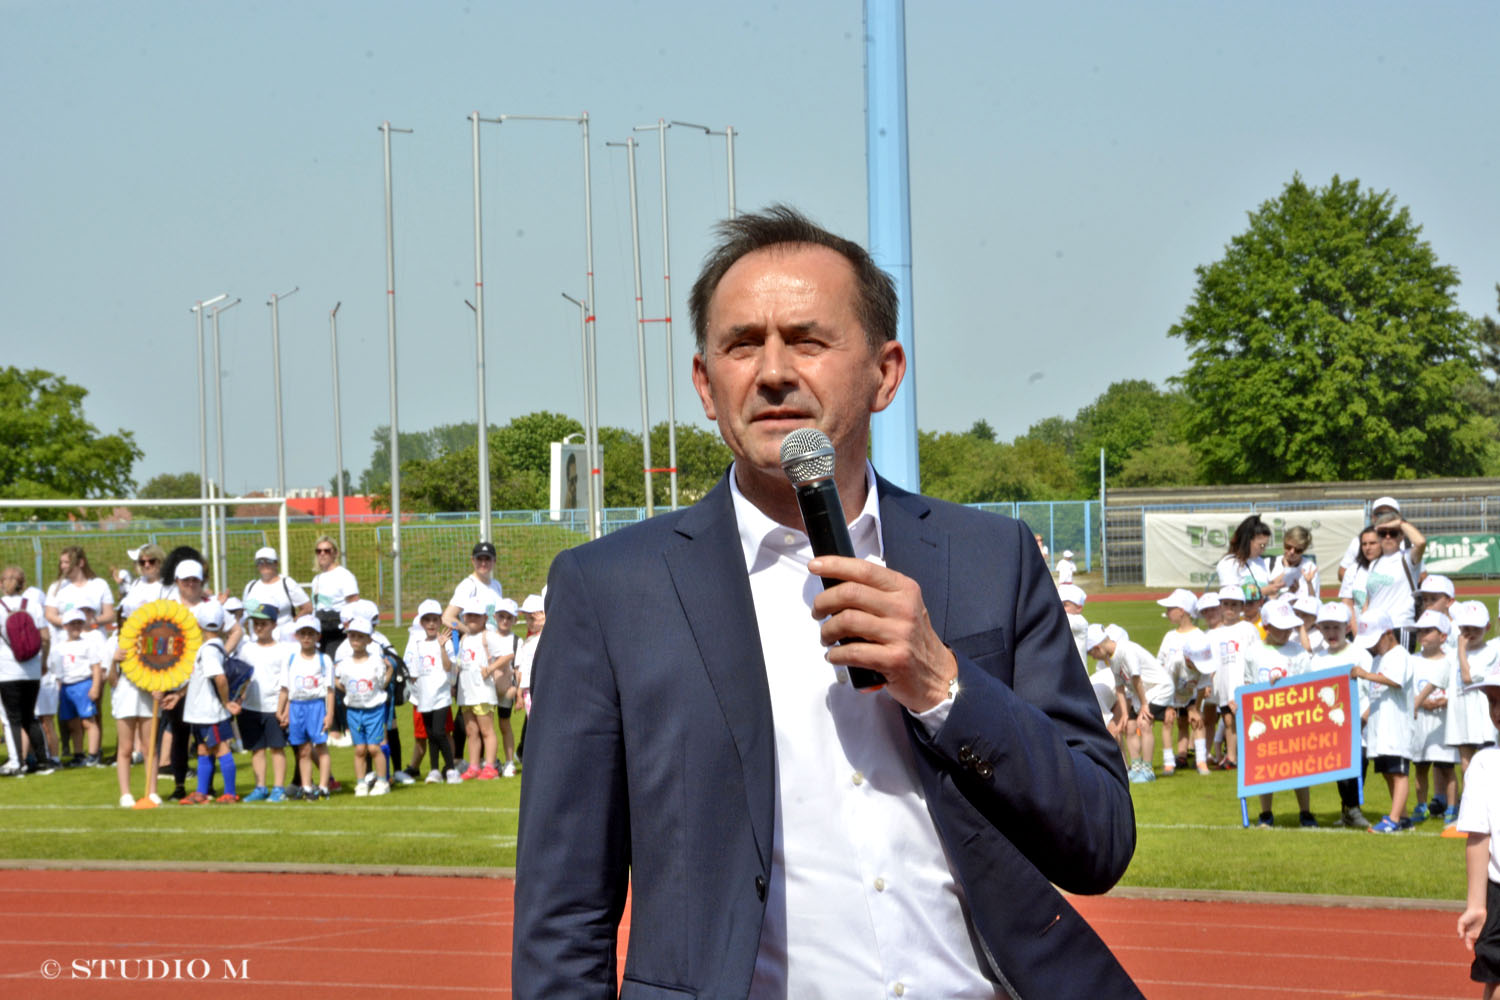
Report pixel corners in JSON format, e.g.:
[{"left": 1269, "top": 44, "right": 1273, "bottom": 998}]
[{"left": 118, "top": 600, "right": 202, "bottom": 692}]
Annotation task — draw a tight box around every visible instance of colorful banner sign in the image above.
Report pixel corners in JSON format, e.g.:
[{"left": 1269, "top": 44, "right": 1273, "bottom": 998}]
[
  {"left": 1235, "top": 666, "right": 1362, "bottom": 799},
  {"left": 1141, "top": 509, "right": 1367, "bottom": 588},
  {"left": 1423, "top": 534, "right": 1500, "bottom": 577}
]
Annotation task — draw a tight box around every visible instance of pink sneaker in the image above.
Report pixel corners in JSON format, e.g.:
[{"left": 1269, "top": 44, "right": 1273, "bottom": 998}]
[
  {"left": 460, "top": 765, "right": 481, "bottom": 781},
  {"left": 477, "top": 764, "right": 500, "bottom": 780}
]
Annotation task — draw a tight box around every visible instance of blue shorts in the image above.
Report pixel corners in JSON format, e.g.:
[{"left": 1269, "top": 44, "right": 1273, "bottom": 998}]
[
  {"left": 347, "top": 704, "right": 386, "bottom": 746},
  {"left": 288, "top": 699, "right": 328, "bottom": 746},
  {"left": 192, "top": 720, "right": 234, "bottom": 748},
  {"left": 58, "top": 680, "right": 96, "bottom": 721}
]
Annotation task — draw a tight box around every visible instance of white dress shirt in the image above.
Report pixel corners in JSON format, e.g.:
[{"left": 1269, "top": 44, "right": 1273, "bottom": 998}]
[{"left": 731, "top": 463, "right": 999, "bottom": 999}]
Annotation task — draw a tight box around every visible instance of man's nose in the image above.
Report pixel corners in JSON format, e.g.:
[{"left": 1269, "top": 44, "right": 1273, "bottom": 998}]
[{"left": 755, "top": 335, "right": 796, "bottom": 389}]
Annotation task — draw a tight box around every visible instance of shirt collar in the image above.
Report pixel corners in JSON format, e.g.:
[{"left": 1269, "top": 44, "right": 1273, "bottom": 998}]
[{"left": 729, "top": 460, "right": 883, "bottom": 574}]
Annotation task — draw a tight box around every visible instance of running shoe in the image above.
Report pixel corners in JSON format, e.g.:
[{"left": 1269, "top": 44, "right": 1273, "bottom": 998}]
[
  {"left": 286, "top": 785, "right": 305, "bottom": 800},
  {"left": 118, "top": 794, "right": 135, "bottom": 808},
  {"left": 268, "top": 787, "right": 287, "bottom": 803},
  {"left": 243, "top": 786, "right": 270, "bottom": 803},
  {"left": 354, "top": 781, "right": 370, "bottom": 797},
  {"left": 460, "top": 765, "right": 481, "bottom": 781},
  {"left": 1256, "top": 812, "right": 1273, "bottom": 828},
  {"left": 1369, "top": 816, "right": 1400, "bottom": 834},
  {"left": 1299, "top": 812, "right": 1318, "bottom": 828},
  {"left": 370, "top": 778, "right": 390, "bottom": 796},
  {"left": 215, "top": 793, "right": 240, "bottom": 804},
  {"left": 425, "top": 769, "right": 443, "bottom": 784},
  {"left": 178, "top": 791, "right": 211, "bottom": 805},
  {"left": 501, "top": 761, "right": 516, "bottom": 778},
  {"left": 392, "top": 770, "right": 416, "bottom": 786},
  {"left": 445, "top": 769, "right": 463, "bottom": 785},
  {"left": 1410, "top": 803, "right": 1429, "bottom": 823}
]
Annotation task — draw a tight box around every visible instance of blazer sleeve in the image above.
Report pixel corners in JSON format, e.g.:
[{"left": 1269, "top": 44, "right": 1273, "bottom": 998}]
[
  {"left": 513, "top": 547, "right": 631, "bottom": 1000},
  {"left": 914, "top": 516, "right": 1135, "bottom": 895}
]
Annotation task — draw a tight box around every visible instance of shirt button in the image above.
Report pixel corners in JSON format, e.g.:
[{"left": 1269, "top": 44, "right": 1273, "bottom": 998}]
[
  {"left": 893, "top": 984, "right": 905, "bottom": 997},
  {"left": 783, "top": 533, "right": 796, "bottom": 545},
  {"left": 976, "top": 761, "right": 994, "bottom": 779},
  {"left": 873, "top": 877, "right": 886, "bottom": 892},
  {"left": 851, "top": 771, "right": 864, "bottom": 786}
]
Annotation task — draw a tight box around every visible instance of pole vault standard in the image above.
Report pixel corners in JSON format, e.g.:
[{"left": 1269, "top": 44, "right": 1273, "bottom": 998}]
[
  {"left": 670, "top": 121, "right": 739, "bottom": 220},
  {"left": 329, "top": 302, "right": 347, "bottom": 556},
  {"left": 379, "top": 120, "right": 413, "bottom": 629},
  {"left": 607, "top": 137, "right": 655, "bottom": 517},
  {"left": 190, "top": 293, "right": 228, "bottom": 553},
  {"left": 632, "top": 120, "right": 679, "bottom": 510},
  {"left": 210, "top": 296, "right": 242, "bottom": 588},
  {"left": 481, "top": 111, "right": 602, "bottom": 526},
  {"left": 267, "top": 286, "right": 299, "bottom": 507},
  {"left": 561, "top": 292, "right": 600, "bottom": 539}
]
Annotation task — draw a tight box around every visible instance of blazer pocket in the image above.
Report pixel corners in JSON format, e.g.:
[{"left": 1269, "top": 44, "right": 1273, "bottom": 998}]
[
  {"left": 948, "top": 626, "right": 1008, "bottom": 665},
  {"left": 621, "top": 980, "right": 697, "bottom": 999}
]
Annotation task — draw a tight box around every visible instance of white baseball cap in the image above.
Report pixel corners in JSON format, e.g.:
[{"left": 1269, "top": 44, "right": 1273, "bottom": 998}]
[
  {"left": 1105, "top": 623, "right": 1130, "bottom": 645},
  {"left": 1454, "top": 601, "right": 1492, "bottom": 631},
  {"left": 1196, "top": 591, "right": 1220, "bottom": 611},
  {"left": 1182, "top": 634, "right": 1212, "bottom": 664},
  {"left": 176, "top": 559, "right": 204, "bottom": 581},
  {"left": 1085, "top": 623, "right": 1109, "bottom": 652},
  {"left": 1371, "top": 496, "right": 1401, "bottom": 513},
  {"left": 1061, "top": 549, "right": 1074, "bottom": 559},
  {"left": 254, "top": 546, "right": 279, "bottom": 563},
  {"left": 1156, "top": 588, "right": 1198, "bottom": 616},
  {"left": 520, "top": 593, "right": 545, "bottom": 615},
  {"left": 495, "top": 597, "right": 519, "bottom": 618},
  {"left": 416, "top": 598, "right": 443, "bottom": 620},
  {"left": 1057, "top": 583, "right": 1086, "bottom": 607},
  {"left": 1354, "top": 610, "right": 1394, "bottom": 649},
  {"left": 1264, "top": 603, "right": 1301, "bottom": 631},
  {"left": 1419, "top": 575, "right": 1455, "bottom": 598},
  {"left": 1217, "top": 585, "right": 1245, "bottom": 603},
  {"left": 1292, "top": 595, "right": 1321, "bottom": 617},
  {"left": 345, "top": 616, "right": 373, "bottom": 635},
  {"left": 61, "top": 607, "right": 87, "bottom": 625},
  {"left": 223, "top": 596, "right": 244, "bottom": 613},
  {"left": 1316, "top": 602, "right": 1350, "bottom": 624},
  {"left": 193, "top": 599, "right": 225, "bottom": 631},
  {"left": 460, "top": 598, "right": 490, "bottom": 618},
  {"left": 292, "top": 615, "right": 320, "bottom": 634},
  {"left": 1415, "top": 610, "right": 1452, "bottom": 635}
]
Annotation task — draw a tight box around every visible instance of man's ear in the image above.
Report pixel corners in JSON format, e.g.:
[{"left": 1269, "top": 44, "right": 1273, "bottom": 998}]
[
  {"left": 691, "top": 353, "right": 717, "bottom": 421},
  {"left": 868, "top": 338, "right": 906, "bottom": 414}
]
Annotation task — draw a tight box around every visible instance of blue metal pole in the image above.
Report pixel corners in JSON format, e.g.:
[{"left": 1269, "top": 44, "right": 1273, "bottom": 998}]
[{"left": 865, "top": 0, "right": 919, "bottom": 491}]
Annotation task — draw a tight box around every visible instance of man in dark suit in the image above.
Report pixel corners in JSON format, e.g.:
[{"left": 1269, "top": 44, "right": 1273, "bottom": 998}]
[{"left": 514, "top": 206, "right": 1139, "bottom": 998}]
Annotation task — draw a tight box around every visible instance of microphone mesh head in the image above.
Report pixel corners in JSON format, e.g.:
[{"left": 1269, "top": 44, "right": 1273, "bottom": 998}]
[{"left": 779, "top": 428, "right": 836, "bottom": 485}]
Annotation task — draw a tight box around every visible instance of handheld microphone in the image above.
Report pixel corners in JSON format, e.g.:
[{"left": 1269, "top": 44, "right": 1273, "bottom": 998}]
[{"left": 779, "top": 428, "right": 884, "bottom": 690}]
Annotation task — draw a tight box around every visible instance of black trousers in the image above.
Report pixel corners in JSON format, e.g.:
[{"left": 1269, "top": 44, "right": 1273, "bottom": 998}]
[{"left": 0, "top": 679, "right": 44, "bottom": 764}]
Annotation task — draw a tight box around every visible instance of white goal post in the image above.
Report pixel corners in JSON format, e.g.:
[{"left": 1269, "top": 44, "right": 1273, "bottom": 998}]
[{"left": 0, "top": 496, "right": 288, "bottom": 598}]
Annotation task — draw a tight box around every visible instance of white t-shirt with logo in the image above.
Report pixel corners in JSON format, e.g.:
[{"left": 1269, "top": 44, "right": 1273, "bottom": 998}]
[
  {"left": 1364, "top": 646, "right": 1414, "bottom": 759},
  {"left": 1208, "top": 621, "right": 1261, "bottom": 706},
  {"left": 49, "top": 632, "right": 105, "bottom": 685},
  {"left": 1244, "top": 639, "right": 1309, "bottom": 686},
  {"left": 311, "top": 567, "right": 360, "bottom": 611},
  {"left": 283, "top": 649, "right": 334, "bottom": 702},
  {"left": 449, "top": 575, "right": 506, "bottom": 630},
  {"left": 457, "top": 630, "right": 505, "bottom": 706},
  {"left": 405, "top": 635, "right": 455, "bottom": 712},
  {"left": 336, "top": 653, "right": 388, "bottom": 710}
]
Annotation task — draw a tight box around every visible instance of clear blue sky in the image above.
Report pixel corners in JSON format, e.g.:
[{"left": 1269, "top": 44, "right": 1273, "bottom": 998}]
[{"left": 3, "top": 1, "right": 1496, "bottom": 495}]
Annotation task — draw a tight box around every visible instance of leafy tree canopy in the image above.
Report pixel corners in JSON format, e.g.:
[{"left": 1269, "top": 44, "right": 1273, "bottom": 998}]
[
  {"left": 136, "top": 471, "right": 203, "bottom": 519},
  {"left": 1169, "top": 174, "right": 1486, "bottom": 482},
  {"left": 0, "top": 368, "right": 141, "bottom": 519}
]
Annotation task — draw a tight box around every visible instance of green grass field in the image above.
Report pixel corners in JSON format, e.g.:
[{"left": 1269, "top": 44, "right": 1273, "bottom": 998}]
[{"left": 0, "top": 597, "right": 1471, "bottom": 900}]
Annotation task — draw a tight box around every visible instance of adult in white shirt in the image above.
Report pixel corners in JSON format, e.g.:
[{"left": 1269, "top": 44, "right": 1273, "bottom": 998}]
[
  {"left": 1055, "top": 549, "right": 1076, "bottom": 585},
  {"left": 116, "top": 544, "right": 167, "bottom": 621},
  {"left": 44, "top": 546, "right": 115, "bottom": 640},
  {"left": 1268, "top": 525, "right": 1320, "bottom": 602},
  {"left": 442, "top": 540, "right": 506, "bottom": 636},
  {"left": 309, "top": 535, "right": 359, "bottom": 654},
  {"left": 1342, "top": 514, "right": 1425, "bottom": 634},
  {"left": 0, "top": 565, "right": 48, "bottom": 775},
  {"left": 1214, "top": 515, "right": 1283, "bottom": 601},
  {"left": 1337, "top": 496, "right": 1402, "bottom": 582},
  {"left": 241, "top": 547, "right": 311, "bottom": 633}
]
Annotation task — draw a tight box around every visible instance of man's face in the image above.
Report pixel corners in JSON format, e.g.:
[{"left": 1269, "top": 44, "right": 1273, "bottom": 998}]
[{"left": 691, "top": 244, "right": 904, "bottom": 481}]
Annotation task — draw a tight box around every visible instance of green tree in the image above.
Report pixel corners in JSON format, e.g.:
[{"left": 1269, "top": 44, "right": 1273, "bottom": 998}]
[
  {"left": 1072, "top": 379, "right": 1194, "bottom": 487},
  {"left": 328, "top": 469, "right": 354, "bottom": 495},
  {"left": 359, "top": 426, "right": 439, "bottom": 494},
  {"left": 967, "top": 418, "right": 996, "bottom": 442},
  {"left": 137, "top": 471, "right": 203, "bottom": 519},
  {"left": 1169, "top": 174, "right": 1486, "bottom": 482},
  {"left": 0, "top": 368, "right": 141, "bottom": 519}
]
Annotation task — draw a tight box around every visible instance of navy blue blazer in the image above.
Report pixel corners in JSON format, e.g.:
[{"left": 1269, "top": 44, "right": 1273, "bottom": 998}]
[{"left": 514, "top": 475, "right": 1140, "bottom": 999}]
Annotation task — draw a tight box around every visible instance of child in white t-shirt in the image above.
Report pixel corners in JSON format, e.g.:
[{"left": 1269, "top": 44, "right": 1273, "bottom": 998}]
[
  {"left": 1206, "top": 586, "right": 1261, "bottom": 768},
  {"left": 1456, "top": 676, "right": 1500, "bottom": 994},
  {"left": 491, "top": 600, "right": 521, "bottom": 777},
  {"left": 1246, "top": 603, "right": 1315, "bottom": 828},
  {"left": 236, "top": 608, "right": 292, "bottom": 802},
  {"left": 1155, "top": 588, "right": 1203, "bottom": 775},
  {"left": 48, "top": 608, "right": 105, "bottom": 767},
  {"left": 1354, "top": 611, "right": 1416, "bottom": 834},
  {"left": 1311, "top": 602, "right": 1373, "bottom": 829},
  {"left": 177, "top": 600, "right": 241, "bottom": 804},
  {"left": 1058, "top": 584, "right": 1089, "bottom": 669},
  {"left": 404, "top": 599, "right": 459, "bottom": 784},
  {"left": 1411, "top": 610, "right": 1460, "bottom": 826},
  {"left": 336, "top": 617, "right": 392, "bottom": 796},
  {"left": 456, "top": 599, "right": 506, "bottom": 780},
  {"left": 282, "top": 616, "right": 334, "bottom": 800}
]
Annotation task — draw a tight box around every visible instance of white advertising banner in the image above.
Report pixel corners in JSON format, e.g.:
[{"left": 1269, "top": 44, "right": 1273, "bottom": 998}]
[
  {"left": 1142, "top": 509, "right": 1368, "bottom": 589},
  {"left": 549, "top": 441, "right": 590, "bottom": 521}
]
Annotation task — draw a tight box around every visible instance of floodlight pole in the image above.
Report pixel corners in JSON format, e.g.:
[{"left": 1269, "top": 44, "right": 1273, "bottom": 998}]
[
  {"left": 562, "top": 292, "right": 600, "bottom": 539},
  {"left": 329, "top": 302, "right": 347, "bottom": 556},
  {"left": 380, "top": 120, "right": 413, "bottom": 628},
  {"left": 190, "top": 292, "right": 228, "bottom": 551},
  {"left": 609, "top": 138, "right": 654, "bottom": 516},
  {"left": 210, "top": 296, "right": 242, "bottom": 585},
  {"left": 634, "top": 120, "right": 678, "bottom": 509},
  {"left": 267, "top": 285, "right": 299, "bottom": 504},
  {"left": 671, "top": 120, "right": 739, "bottom": 219},
  {"left": 469, "top": 112, "right": 494, "bottom": 543}
]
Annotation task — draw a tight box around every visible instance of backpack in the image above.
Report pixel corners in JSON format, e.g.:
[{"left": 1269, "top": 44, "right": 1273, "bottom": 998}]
[
  {"left": 218, "top": 645, "right": 256, "bottom": 705},
  {"left": 380, "top": 642, "right": 409, "bottom": 706},
  {"left": 0, "top": 598, "right": 43, "bottom": 662}
]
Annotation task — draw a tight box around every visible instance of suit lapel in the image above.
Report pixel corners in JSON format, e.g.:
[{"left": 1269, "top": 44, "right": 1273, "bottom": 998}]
[
  {"left": 878, "top": 478, "right": 950, "bottom": 641},
  {"left": 663, "top": 478, "right": 775, "bottom": 870}
]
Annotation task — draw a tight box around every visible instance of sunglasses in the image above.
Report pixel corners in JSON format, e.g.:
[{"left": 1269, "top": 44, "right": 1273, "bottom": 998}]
[
  {"left": 1283, "top": 545, "right": 1305, "bottom": 554},
  {"left": 1376, "top": 529, "right": 1402, "bottom": 539},
  {"left": 138, "top": 558, "right": 158, "bottom": 566},
  {"left": 315, "top": 547, "right": 335, "bottom": 555}
]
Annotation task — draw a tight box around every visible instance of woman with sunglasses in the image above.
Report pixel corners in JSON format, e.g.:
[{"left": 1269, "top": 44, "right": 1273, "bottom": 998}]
[
  {"left": 1341, "top": 516, "right": 1426, "bottom": 638},
  {"left": 117, "top": 545, "right": 167, "bottom": 621},
  {"left": 1269, "top": 525, "right": 1319, "bottom": 601},
  {"left": 1214, "top": 515, "right": 1285, "bottom": 601},
  {"left": 310, "top": 537, "right": 359, "bottom": 747}
]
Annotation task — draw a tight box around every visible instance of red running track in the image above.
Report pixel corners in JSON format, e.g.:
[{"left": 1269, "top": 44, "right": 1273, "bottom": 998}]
[{"left": 0, "top": 869, "right": 1478, "bottom": 998}]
